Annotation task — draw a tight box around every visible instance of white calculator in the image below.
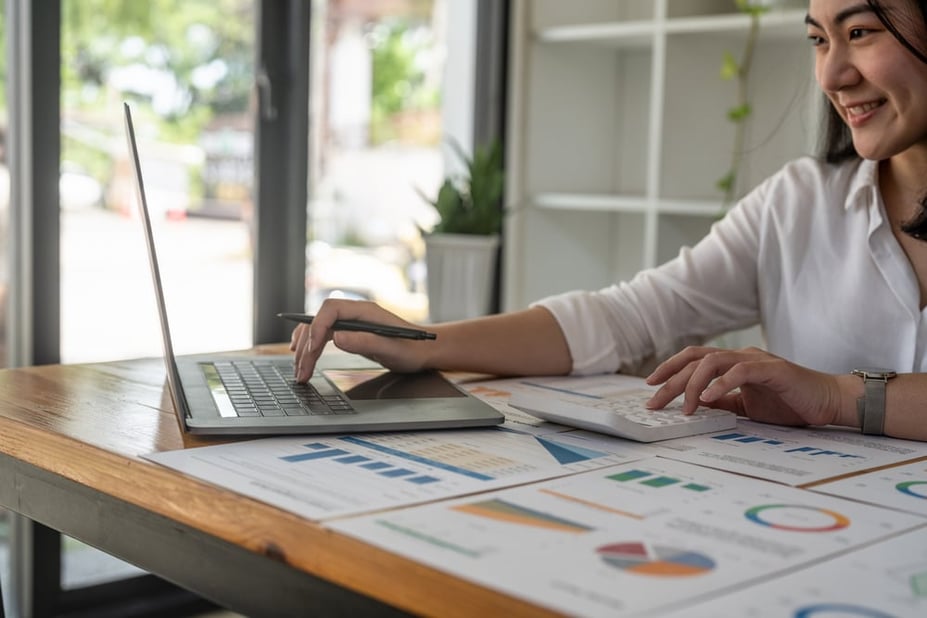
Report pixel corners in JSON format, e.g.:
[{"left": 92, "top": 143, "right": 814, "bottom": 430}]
[{"left": 508, "top": 376, "right": 737, "bottom": 443}]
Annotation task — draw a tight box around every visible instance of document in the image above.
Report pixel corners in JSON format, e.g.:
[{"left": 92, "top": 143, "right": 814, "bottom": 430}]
[
  {"left": 329, "top": 457, "right": 924, "bottom": 617},
  {"left": 145, "top": 426, "right": 657, "bottom": 520},
  {"left": 659, "top": 525, "right": 927, "bottom": 618},
  {"left": 811, "top": 459, "right": 927, "bottom": 518},
  {"left": 652, "top": 419, "right": 927, "bottom": 485},
  {"left": 460, "top": 377, "right": 573, "bottom": 433}
]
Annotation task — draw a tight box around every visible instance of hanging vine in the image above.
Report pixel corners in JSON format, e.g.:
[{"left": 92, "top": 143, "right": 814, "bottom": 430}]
[{"left": 717, "top": 0, "right": 770, "bottom": 210}]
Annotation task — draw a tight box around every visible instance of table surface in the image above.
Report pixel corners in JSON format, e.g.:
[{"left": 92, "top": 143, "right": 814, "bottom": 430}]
[{"left": 0, "top": 346, "right": 555, "bottom": 617}]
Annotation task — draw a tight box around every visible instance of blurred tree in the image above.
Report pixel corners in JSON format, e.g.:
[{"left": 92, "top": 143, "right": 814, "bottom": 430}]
[
  {"left": 369, "top": 17, "right": 440, "bottom": 144},
  {"left": 61, "top": 0, "right": 254, "bottom": 141}
]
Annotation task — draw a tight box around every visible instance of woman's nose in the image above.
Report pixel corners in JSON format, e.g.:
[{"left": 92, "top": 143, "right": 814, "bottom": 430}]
[{"left": 816, "top": 45, "right": 861, "bottom": 93}]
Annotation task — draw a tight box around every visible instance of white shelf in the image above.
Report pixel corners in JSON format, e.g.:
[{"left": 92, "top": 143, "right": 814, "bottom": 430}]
[
  {"left": 535, "top": 9, "right": 807, "bottom": 46},
  {"left": 536, "top": 21, "right": 655, "bottom": 49},
  {"left": 533, "top": 193, "right": 724, "bottom": 217},
  {"left": 504, "top": 0, "right": 817, "bottom": 310},
  {"left": 533, "top": 193, "right": 649, "bottom": 213},
  {"left": 665, "top": 9, "right": 807, "bottom": 38}
]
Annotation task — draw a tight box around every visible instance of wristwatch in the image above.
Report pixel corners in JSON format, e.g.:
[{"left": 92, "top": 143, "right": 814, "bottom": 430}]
[{"left": 851, "top": 368, "right": 898, "bottom": 435}]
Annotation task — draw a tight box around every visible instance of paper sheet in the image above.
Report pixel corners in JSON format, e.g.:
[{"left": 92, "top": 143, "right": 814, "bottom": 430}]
[
  {"left": 329, "top": 457, "right": 924, "bottom": 617},
  {"left": 811, "top": 458, "right": 927, "bottom": 518},
  {"left": 652, "top": 419, "right": 927, "bottom": 485},
  {"left": 659, "top": 525, "right": 927, "bottom": 618},
  {"left": 145, "top": 426, "right": 657, "bottom": 520}
]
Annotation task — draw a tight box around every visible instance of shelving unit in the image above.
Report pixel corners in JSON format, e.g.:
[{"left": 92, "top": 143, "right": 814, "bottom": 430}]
[{"left": 502, "top": 0, "right": 818, "bottom": 312}]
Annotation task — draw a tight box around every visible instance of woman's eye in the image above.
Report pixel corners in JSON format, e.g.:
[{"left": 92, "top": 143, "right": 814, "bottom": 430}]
[
  {"left": 849, "top": 27, "right": 871, "bottom": 39},
  {"left": 807, "top": 34, "right": 825, "bottom": 46}
]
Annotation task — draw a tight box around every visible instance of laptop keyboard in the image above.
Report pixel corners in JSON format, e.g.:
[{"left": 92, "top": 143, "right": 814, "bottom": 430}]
[{"left": 212, "top": 360, "right": 355, "bottom": 417}]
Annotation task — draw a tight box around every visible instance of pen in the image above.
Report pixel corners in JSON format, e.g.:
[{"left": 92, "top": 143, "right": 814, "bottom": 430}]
[{"left": 276, "top": 313, "right": 437, "bottom": 340}]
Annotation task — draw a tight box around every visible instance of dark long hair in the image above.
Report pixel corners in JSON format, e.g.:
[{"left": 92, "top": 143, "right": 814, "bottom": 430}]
[{"left": 819, "top": 0, "right": 927, "bottom": 239}]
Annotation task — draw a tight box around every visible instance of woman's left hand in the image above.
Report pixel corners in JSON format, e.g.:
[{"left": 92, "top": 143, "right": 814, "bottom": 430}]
[{"left": 645, "top": 346, "right": 845, "bottom": 427}]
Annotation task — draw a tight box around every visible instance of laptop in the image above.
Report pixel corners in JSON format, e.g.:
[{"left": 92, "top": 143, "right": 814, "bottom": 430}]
[{"left": 123, "top": 102, "right": 503, "bottom": 435}]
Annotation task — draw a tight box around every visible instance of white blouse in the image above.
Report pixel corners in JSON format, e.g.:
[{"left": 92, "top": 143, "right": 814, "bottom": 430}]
[{"left": 535, "top": 156, "right": 927, "bottom": 377}]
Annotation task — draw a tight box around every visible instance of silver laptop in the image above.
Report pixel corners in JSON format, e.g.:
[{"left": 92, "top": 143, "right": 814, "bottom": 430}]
[{"left": 124, "top": 102, "right": 503, "bottom": 435}]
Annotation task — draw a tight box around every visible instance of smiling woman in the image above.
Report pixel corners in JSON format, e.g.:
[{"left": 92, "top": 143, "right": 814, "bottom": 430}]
[
  {"left": 289, "top": 0, "right": 927, "bottom": 445},
  {"left": 812, "top": 0, "right": 927, "bottom": 239}
]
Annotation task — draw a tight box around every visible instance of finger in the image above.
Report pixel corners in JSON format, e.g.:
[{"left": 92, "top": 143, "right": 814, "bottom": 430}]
[
  {"left": 699, "top": 392, "right": 746, "bottom": 416},
  {"left": 680, "top": 349, "right": 762, "bottom": 415},
  {"left": 289, "top": 327, "right": 297, "bottom": 351},
  {"left": 646, "top": 359, "right": 700, "bottom": 411},
  {"left": 699, "top": 360, "right": 773, "bottom": 402},
  {"left": 646, "top": 346, "right": 720, "bottom": 385},
  {"left": 293, "top": 326, "right": 316, "bottom": 383}
]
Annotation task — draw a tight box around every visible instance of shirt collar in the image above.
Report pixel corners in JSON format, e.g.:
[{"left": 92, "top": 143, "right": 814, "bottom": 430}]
[{"left": 844, "top": 158, "right": 880, "bottom": 212}]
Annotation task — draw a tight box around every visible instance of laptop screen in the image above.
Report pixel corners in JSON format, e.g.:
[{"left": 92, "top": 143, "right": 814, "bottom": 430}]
[{"left": 123, "top": 102, "right": 190, "bottom": 415}]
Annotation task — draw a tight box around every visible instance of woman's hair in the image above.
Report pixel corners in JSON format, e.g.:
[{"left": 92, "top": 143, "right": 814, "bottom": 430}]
[{"left": 819, "top": 0, "right": 927, "bottom": 239}]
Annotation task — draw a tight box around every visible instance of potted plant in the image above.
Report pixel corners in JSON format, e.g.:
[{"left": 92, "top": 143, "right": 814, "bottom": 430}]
[{"left": 419, "top": 138, "right": 504, "bottom": 322}]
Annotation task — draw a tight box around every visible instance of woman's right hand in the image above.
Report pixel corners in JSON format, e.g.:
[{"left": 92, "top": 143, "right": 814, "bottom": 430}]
[{"left": 290, "top": 299, "right": 433, "bottom": 382}]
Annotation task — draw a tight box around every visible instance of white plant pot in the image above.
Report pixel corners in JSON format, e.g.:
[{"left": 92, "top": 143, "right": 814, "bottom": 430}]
[{"left": 424, "top": 233, "right": 500, "bottom": 323}]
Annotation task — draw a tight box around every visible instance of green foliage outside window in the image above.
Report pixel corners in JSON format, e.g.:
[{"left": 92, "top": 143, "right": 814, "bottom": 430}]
[{"left": 370, "top": 18, "right": 441, "bottom": 145}]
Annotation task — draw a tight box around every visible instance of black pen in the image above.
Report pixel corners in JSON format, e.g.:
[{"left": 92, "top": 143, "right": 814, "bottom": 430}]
[{"left": 276, "top": 313, "right": 437, "bottom": 340}]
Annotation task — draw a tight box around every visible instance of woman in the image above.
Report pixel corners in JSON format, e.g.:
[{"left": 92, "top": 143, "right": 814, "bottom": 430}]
[{"left": 291, "top": 0, "right": 927, "bottom": 442}]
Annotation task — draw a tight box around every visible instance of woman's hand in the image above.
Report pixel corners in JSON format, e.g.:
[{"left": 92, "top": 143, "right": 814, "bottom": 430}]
[
  {"left": 644, "top": 346, "right": 846, "bottom": 428},
  {"left": 290, "top": 299, "right": 433, "bottom": 382}
]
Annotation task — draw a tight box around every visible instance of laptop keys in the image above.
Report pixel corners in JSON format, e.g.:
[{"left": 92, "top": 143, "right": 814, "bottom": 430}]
[{"left": 212, "top": 360, "right": 354, "bottom": 417}]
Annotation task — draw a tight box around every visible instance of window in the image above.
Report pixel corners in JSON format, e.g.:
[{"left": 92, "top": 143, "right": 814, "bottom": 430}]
[
  {"left": 305, "top": 0, "right": 475, "bottom": 322},
  {"left": 3, "top": 0, "right": 495, "bottom": 613},
  {"left": 60, "top": 0, "right": 257, "bottom": 363}
]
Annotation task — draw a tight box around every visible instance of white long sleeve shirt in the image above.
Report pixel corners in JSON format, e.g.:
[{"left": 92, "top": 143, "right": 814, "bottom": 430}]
[{"left": 535, "top": 156, "right": 927, "bottom": 377}]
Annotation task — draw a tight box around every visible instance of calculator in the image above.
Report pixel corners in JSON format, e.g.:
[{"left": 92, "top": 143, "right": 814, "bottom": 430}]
[{"left": 508, "top": 381, "right": 737, "bottom": 442}]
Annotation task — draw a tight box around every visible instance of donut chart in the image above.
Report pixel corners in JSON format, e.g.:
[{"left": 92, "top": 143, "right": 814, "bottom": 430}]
[
  {"left": 896, "top": 480, "right": 927, "bottom": 499},
  {"left": 744, "top": 504, "right": 850, "bottom": 532},
  {"left": 596, "top": 542, "right": 715, "bottom": 576}
]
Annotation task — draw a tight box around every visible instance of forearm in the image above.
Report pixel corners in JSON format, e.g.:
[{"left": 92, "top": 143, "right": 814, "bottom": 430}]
[
  {"left": 425, "top": 306, "right": 572, "bottom": 376},
  {"left": 834, "top": 373, "right": 927, "bottom": 442}
]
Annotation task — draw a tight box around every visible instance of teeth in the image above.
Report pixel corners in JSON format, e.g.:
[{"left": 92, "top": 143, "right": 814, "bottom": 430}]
[{"left": 847, "top": 100, "right": 883, "bottom": 115}]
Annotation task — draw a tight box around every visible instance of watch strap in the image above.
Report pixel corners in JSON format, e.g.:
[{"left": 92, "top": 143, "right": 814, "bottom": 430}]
[{"left": 858, "top": 377, "right": 888, "bottom": 436}]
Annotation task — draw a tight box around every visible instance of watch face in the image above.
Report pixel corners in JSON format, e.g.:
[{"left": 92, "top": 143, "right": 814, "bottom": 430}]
[{"left": 852, "top": 368, "right": 898, "bottom": 379}]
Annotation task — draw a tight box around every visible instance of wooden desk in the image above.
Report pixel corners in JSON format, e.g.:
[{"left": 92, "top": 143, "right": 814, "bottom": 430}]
[{"left": 0, "top": 349, "right": 553, "bottom": 617}]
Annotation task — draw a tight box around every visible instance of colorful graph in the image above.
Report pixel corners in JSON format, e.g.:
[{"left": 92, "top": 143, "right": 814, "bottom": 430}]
[
  {"left": 744, "top": 504, "right": 850, "bottom": 532},
  {"left": 453, "top": 498, "right": 594, "bottom": 533},
  {"left": 535, "top": 436, "right": 609, "bottom": 465},
  {"left": 607, "top": 469, "right": 712, "bottom": 492},
  {"left": 278, "top": 442, "right": 444, "bottom": 484},
  {"left": 713, "top": 432, "right": 785, "bottom": 446},
  {"left": 712, "top": 433, "right": 863, "bottom": 459},
  {"left": 596, "top": 542, "right": 715, "bottom": 577},
  {"left": 792, "top": 603, "right": 895, "bottom": 617},
  {"left": 896, "top": 480, "right": 927, "bottom": 499}
]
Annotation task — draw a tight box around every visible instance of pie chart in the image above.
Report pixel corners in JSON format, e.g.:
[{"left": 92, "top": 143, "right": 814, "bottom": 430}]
[{"left": 596, "top": 541, "right": 715, "bottom": 576}]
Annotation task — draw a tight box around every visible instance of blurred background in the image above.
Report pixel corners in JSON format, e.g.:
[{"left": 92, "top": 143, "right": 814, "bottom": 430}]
[{"left": 0, "top": 0, "right": 488, "bottom": 612}]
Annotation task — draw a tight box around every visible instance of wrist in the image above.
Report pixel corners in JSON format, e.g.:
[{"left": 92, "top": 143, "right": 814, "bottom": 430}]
[{"left": 835, "top": 373, "right": 865, "bottom": 429}]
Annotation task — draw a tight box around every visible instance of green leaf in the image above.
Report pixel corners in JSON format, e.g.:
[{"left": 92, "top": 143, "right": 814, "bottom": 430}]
[
  {"left": 421, "top": 138, "right": 504, "bottom": 235},
  {"left": 720, "top": 51, "right": 739, "bottom": 81},
  {"left": 716, "top": 172, "right": 735, "bottom": 193},
  {"left": 727, "top": 103, "right": 752, "bottom": 122},
  {"left": 736, "top": 0, "right": 771, "bottom": 16}
]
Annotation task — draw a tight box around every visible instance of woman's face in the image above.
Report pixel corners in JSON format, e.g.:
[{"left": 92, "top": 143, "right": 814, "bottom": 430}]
[{"left": 808, "top": 0, "right": 927, "bottom": 161}]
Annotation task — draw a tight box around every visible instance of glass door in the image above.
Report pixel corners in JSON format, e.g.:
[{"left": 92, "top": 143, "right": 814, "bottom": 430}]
[
  {"left": 59, "top": 0, "right": 257, "bottom": 588},
  {"left": 60, "top": 0, "right": 256, "bottom": 364},
  {"left": 305, "top": 0, "right": 459, "bottom": 322}
]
